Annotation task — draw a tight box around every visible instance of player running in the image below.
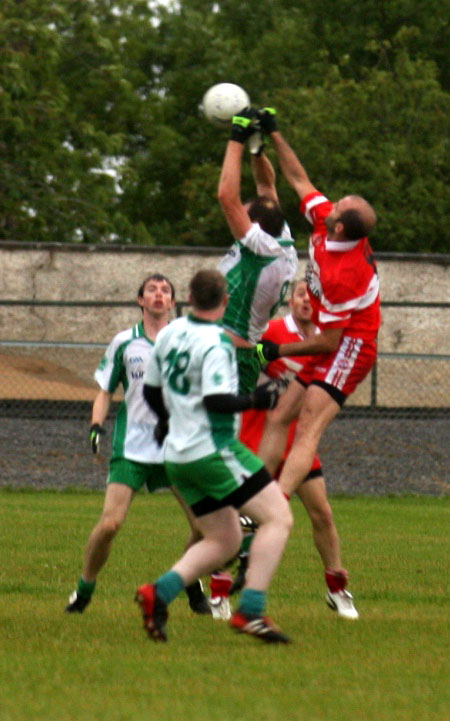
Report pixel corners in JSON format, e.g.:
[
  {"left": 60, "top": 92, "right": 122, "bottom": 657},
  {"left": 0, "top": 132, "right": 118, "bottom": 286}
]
[{"left": 136, "top": 269, "right": 293, "bottom": 644}]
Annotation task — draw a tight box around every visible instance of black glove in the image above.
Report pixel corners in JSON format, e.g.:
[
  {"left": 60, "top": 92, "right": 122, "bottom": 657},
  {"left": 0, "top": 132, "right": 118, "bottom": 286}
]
[
  {"left": 154, "top": 418, "right": 169, "bottom": 447},
  {"left": 250, "top": 381, "right": 279, "bottom": 410},
  {"left": 256, "top": 340, "right": 280, "bottom": 365},
  {"left": 230, "top": 107, "right": 260, "bottom": 144},
  {"left": 89, "top": 423, "right": 106, "bottom": 455},
  {"left": 257, "top": 107, "right": 278, "bottom": 134}
]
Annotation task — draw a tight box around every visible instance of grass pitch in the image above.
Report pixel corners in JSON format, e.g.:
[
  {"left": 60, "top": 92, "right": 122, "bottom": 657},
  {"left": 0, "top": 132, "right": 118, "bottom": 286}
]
[{"left": 0, "top": 490, "right": 448, "bottom": 721}]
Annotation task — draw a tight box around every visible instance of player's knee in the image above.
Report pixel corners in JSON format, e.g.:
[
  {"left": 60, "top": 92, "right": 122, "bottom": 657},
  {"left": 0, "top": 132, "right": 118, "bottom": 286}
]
[
  {"left": 310, "top": 503, "right": 334, "bottom": 531},
  {"left": 99, "top": 512, "right": 124, "bottom": 538},
  {"left": 265, "top": 497, "right": 294, "bottom": 536},
  {"left": 282, "top": 502, "right": 294, "bottom": 535},
  {"left": 213, "top": 523, "right": 242, "bottom": 560},
  {"left": 227, "top": 527, "right": 243, "bottom": 557},
  {"left": 267, "top": 405, "right": 294, "bottom": 427}
]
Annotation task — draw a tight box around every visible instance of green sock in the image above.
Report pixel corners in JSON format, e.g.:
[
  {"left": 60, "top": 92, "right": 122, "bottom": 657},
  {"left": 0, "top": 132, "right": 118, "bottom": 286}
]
[
  {"left": 155, "top": 570, "right": 184, "bottom": 605},
  {"left": 77, "top": 577, "right": 96, "bottom": 599},
  {"left": 239, "top": 588, "right": 266, "bottom": 616}
]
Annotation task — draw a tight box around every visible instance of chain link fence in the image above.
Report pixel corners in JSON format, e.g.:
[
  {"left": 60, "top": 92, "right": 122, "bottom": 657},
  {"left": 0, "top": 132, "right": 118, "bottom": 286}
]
[
  {"left": 1, "top": 299, "right": 449, "bottom": 493},
  {"left": 1, "top": 299, "right": 449, "bottom": 419}
]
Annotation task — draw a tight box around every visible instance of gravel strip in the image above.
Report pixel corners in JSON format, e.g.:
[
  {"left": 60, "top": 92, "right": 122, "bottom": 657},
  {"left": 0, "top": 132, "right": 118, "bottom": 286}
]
[{"left": 1, "top": 416, "right": 449, "bottom": 495}]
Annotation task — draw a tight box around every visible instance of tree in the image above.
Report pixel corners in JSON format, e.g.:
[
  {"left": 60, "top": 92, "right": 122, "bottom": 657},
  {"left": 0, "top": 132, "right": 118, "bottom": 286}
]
[
  {"left": 0, "top": 0, "right": 449, "bottom": 251},
  {"left": 0, "top": 0, "right": 150, "bottom": 242}
]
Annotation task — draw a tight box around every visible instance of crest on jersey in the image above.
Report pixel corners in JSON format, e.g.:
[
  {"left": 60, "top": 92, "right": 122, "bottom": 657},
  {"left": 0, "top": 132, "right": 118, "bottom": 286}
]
[
  {"left": 337, "top": 358, "right": 350, "bottom": 371},
  {"left": 305, "top": 261, "right": 322, "bottom": 299}
]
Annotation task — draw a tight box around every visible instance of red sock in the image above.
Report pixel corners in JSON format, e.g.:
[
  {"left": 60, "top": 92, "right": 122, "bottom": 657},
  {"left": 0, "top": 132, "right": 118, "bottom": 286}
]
[
  {"left": 210, "top": 572, "right": 233, "bottom": 598},
  {"left": 325, "top": 569, "right": 348, "bottom": 593}
]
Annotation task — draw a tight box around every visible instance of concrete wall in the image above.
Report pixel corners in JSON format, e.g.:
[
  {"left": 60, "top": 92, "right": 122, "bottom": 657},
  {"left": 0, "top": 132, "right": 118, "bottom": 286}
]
[
  {"left": 1, "top": 242, "right": 449, "bottom": 345},
  {"left": 1, "top": 243, "right": 449, "bottom": 396}
]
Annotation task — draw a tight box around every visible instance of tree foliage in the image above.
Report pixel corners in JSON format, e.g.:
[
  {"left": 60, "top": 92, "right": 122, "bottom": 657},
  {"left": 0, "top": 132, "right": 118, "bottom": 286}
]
[{"left": 0, "top": 0, "right": 449, "bottom": 251}]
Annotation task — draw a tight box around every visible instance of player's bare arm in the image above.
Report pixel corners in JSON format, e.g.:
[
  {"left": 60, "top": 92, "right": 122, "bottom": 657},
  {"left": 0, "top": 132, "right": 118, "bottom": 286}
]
[
  {"left": 259, "top": 327, "right": 343, "bottom": 363},
  {"left": 280, "top": 326, "right": 343, "bottom": 355},
  {"left": 219, "top": 108, "right": 262, "bottom": 239},
  {"left": 91, "top": 389, "right": 112, "bottom": 426},
  {"left": 257, "top": 108, "right": 316, "bottom": 201},
  {"left": 218, "top": 140, "right": 252, "bottom": 239},
  {"left": 251, "top": 153, "right": 279, "bottom": 203},
  {"left": 270, "top": 131, "right": 317, "bottom": 201}
]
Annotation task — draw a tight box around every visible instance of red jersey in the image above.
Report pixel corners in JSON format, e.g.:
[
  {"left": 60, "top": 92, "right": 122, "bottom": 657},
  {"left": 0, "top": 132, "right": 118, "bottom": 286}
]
[
  {"left": 301, "top": 191, "right": 381, "bottom": 341},
  {"left": 260, "top": 314, "right": 317, "bottom": 382},
  {"left": 240, "top": 314, "right": 322, "bottom": 475}
]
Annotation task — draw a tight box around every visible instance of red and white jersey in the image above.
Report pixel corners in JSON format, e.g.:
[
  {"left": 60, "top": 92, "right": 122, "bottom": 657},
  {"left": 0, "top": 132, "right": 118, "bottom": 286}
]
[
  {"left": 301, "top": 191, "right": 381, "bottom": 341},
  {"left": 240, "top": 314, "right": 322, "bottom": 474},
  {"left": 260, "top": 313, "right": 318, "bottom": 384}
]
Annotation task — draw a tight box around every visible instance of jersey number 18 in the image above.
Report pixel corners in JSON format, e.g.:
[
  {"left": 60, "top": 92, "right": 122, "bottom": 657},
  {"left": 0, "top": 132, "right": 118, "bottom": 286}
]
[{"left": 164, "top": 349, "right": 191, "bottom": 395}]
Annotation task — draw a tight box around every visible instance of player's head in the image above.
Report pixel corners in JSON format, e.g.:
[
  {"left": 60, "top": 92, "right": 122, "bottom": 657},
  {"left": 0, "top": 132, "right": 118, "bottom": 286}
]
[
  {"left": 325, "top": 195, "right": 377, "bottom": 241},
  {"left": 138, "top": 273, "right": 175, "bottom": 300},
  {"left": 246, "top": 195, "right": 284, "bottom": 237},
  {"left": 189, "top": 269, "right": 227, "bottom": 312},
  {"left": 137, "top": 273, "right": 175, "bottom": 316},
  {"left": 289, "top": 278, "right": 312, "bottom": 323}
]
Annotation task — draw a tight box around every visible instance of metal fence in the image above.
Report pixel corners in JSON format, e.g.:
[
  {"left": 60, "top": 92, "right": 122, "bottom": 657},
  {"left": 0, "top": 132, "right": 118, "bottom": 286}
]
[
  {"left": 0, "top": 299, "right": 449, "bottom": 420},
  {"left": 1, "top": 299, "right": 449, "bottom": 494}
]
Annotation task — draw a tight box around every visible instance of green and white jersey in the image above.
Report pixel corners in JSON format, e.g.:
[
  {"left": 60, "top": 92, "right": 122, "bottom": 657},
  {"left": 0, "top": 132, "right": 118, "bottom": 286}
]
[
  {"left": 144, "top": 314, "right": 240, "bottom": 464},
  {"left": 218, "top": 221, "right": 298, "bottom": 344},
  {"left": 94, "top": 321, "right": 163, "bottom": 464}
]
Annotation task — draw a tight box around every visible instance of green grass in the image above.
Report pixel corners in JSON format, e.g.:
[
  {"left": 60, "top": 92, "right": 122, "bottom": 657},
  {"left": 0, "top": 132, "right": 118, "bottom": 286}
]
[{"left": 1, "top": 490, "right": 449, "bottom": 721}]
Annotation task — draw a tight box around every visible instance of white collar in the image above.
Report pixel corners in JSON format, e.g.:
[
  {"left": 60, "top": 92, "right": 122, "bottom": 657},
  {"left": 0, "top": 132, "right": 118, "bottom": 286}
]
[
  {"left": 284, "top": 313, "right": 320, "bottom": 338},
  {"left": 284, "top": 313, "right": 300, "bottom": 334},
  {"left": 325, "top": 238, "right": 361, "bottom": 252}
]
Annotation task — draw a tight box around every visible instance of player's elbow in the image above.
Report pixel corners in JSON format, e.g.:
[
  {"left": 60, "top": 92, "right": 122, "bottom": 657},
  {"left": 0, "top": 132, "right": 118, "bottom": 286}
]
[
  {"left": 217, "top": 185, "right": 235, "bottom": 210},
  {"left": 322, "top": 329, "right": 343, "bottom": 352},
  {"left": 327, "top": 338, "right": 341, "bottom": 352}
]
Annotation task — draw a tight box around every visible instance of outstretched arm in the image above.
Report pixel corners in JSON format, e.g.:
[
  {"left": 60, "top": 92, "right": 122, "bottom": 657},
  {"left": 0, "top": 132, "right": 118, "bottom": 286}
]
[
  {"left": 270, "top": 131, "right": 317, "bottom": 201},
  {"left": 251, "top": 153, "right": 279, "bottom": 203},
  {"left": 218, "top": 108, "right": 262, "bottom": 240},
  {"left": 203, "top": 381, "right": 279, "bottom": 413},
  {"left": 258, "top": 109, "right": 317, "bottom": 201},
  {"left": 257, "top": 327, "right": 343, "bottom": 364},
  {"left": 217, "top": 140, "right": 252, "bottom": 240}
]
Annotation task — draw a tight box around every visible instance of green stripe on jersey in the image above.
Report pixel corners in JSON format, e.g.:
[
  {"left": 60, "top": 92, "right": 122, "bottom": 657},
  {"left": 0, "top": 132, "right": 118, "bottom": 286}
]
[{"left": 222, "top": 246, "right": 276, "bottom": 339}]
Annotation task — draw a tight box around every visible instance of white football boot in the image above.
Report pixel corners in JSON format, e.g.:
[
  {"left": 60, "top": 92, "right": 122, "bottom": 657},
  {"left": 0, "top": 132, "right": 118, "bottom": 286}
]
[{"left": 326, "top": 589, "right": 359, "bottom": 620}]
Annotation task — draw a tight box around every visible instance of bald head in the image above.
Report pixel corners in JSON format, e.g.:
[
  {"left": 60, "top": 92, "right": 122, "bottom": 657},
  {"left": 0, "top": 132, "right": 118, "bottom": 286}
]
[
  {"left": 326, "top": 195, "right": 377, "bottom": 240},
  {"left": 343, "top": 195, "right": 377, "bottom": 232}
]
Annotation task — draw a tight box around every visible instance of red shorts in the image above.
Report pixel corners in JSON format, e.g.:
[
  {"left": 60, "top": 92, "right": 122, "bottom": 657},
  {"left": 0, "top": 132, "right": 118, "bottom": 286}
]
[{"left": 297, "top": 335, "right": 377, "bottom": 399}]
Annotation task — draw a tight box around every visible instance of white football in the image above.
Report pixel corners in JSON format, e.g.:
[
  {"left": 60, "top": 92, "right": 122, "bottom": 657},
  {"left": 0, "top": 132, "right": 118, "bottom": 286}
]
[{"left": 202, "top": 83, "right": 250, "bottom": 128}]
